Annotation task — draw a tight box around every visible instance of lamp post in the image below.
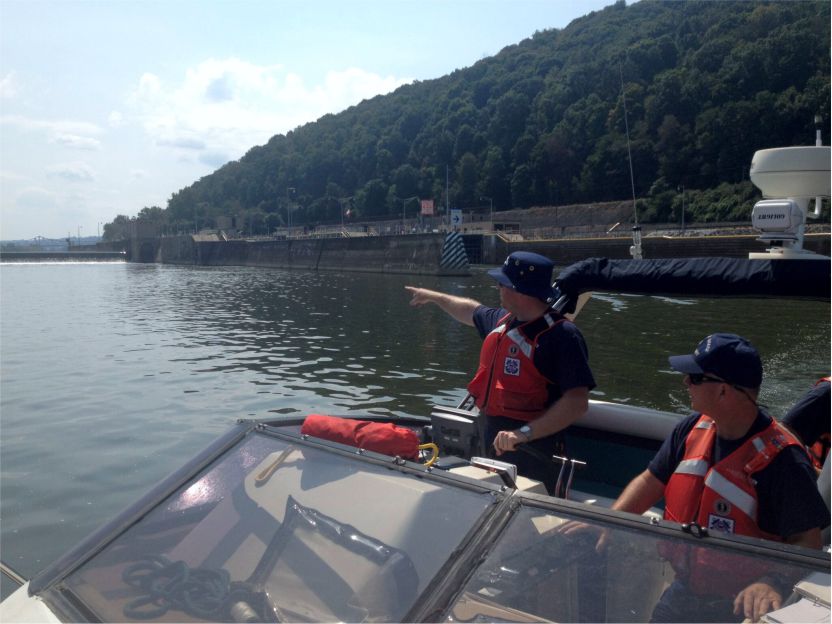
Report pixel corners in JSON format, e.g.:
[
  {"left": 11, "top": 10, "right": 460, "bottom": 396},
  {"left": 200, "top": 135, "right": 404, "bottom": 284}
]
[
  {"left": 77, "top": 225, "right": 82, "bottom": 246},
  {"left": 677, "top": 185, "right": 685, "bottom": 232},
  {"left": 286, "top": 187, "right": 296, "bottom": 232},
  {"left": 339, "top": 196, "right": 353, "bottom": 231},
  {"left": 814, "top": 114, "right": 823, "bottom": 217},
  {"left": 480, "top": 196, "right": 493, "bottom": 225},
  {"left": 397, "top": 196, "right": 419, "bottom": 233}
]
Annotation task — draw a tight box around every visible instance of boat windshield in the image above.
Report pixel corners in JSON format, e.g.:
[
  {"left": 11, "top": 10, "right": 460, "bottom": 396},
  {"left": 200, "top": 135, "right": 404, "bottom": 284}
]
[
  {"left": 445, "top": 500, "right": 830, "bottom": 623},
  {"left": 35, "top": 423, "right": 830, "bottom": 623},
  {"left": 56, "top": 429, "right": 497, "bottom": 622}
]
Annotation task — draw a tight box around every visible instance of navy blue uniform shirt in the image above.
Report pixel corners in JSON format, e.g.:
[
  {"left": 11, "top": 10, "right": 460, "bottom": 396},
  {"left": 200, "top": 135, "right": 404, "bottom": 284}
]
[{"left": 782, "top": 380, "right": 830, "bottom": 446}]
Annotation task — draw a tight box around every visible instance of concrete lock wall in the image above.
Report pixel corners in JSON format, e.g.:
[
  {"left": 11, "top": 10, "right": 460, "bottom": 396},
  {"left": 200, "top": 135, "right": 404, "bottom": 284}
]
[
  {"left": 129, "top": 231, "right": 828, "bottom": 272},
  {"left": 127, "top": 233, "right": 467, "bottom": 275}
]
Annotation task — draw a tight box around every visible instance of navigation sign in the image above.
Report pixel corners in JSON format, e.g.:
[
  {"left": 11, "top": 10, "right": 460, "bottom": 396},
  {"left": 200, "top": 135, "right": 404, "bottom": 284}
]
[{"left": 450, "top": 209, "right": 463, "bottom": 227}]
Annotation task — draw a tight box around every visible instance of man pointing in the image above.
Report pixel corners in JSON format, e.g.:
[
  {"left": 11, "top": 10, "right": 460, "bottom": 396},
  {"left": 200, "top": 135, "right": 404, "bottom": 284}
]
[{"left": 406, "top": 251, "right": 595, "bottom": 492}]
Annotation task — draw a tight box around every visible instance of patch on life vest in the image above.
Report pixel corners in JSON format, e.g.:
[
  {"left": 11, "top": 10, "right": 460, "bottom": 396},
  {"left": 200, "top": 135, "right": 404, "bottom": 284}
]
[
  {"left": 707, "top": 514, "right": 735, "bottom": 534},
  {"left": 770, "top": 434, "right": 786, "bottom": 450},
  {"left": 504, "top": 357, "right": 521, "bottom": 376},
  {"left": 714, "top": 499, "right": 731, "bottom": 515}
]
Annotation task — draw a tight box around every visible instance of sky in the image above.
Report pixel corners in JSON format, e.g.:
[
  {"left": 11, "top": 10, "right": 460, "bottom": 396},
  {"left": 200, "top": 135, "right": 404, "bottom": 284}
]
[{"left": 0, "top": 0, "right": 613, "bottom": 241}]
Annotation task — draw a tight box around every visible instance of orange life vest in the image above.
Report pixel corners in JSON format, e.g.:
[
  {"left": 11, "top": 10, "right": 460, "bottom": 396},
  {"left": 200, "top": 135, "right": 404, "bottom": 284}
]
[
  {"left": 466, "top": 312, "right": 564, "bottom": 422},
  {"left": 660, "top": 414, "right": 804, "bottom": 595}
]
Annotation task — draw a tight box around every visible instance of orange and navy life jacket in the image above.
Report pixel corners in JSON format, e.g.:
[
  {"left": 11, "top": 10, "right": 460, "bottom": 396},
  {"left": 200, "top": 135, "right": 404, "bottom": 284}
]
[
  {"left": 808, "top": 377, "right": 831, "bottom": 469},
  {"left": 467, "top": 312, "right": 565, "bottom": 422},
  {"left": 660, "top": 414, "right": 804, "bottom": 596}
]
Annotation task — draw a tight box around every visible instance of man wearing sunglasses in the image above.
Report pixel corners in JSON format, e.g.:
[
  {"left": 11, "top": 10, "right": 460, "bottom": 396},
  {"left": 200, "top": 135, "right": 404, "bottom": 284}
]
[{"left": 607, "top": 333, "right": 828, "bottom": 622}]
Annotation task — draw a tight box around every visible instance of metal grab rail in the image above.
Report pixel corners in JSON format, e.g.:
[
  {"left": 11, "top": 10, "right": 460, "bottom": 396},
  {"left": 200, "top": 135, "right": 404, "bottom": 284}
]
[{"left": 1, "top": 560, "right": 26, "bottom": 586}]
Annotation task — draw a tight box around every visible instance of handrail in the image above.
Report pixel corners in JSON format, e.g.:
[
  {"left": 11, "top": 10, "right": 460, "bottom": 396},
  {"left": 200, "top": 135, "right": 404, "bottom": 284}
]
[{"left": 1, "top": 560, "right": 26, "bottom": 586}]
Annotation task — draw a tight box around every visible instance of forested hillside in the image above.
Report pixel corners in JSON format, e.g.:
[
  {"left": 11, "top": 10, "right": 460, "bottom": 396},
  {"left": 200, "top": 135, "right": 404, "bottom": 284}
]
[{"left": 106, "top": 0, "right": 830, "bottom": 239}]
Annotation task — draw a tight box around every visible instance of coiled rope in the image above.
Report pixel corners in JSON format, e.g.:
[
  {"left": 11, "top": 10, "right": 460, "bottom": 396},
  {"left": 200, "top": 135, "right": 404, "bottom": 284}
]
[{"left": 121, "top": 554, "right": 264, "bottom": 621}]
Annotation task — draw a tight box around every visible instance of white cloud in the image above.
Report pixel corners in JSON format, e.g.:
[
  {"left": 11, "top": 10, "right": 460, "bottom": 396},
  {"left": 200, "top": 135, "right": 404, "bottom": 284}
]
[
  {"left": 127, "top": 58, "right": 411, "bottom": 162},
  {"left": 0, "top": 114, "right": 102, "bottom": 137},
  {"left": 45, "top": 162, "right": 96, "bottom": 182},
  {"left": 0, "top": 72, "right": 18, "bottom": 98},
  {"left": 52, "top": 133, "right": 101, "bottom": 150},
  {"left": 15, "top": 187, "right": 58, "bottom": 210},
  {"left": 199, "top": 151, "right": 229, "bottom": 168},
  {"left": 108, "top": 111, "right": 124, "bottom": 127},
  {"left": 0, "top": 170, "right": 29, "bottom": 182},
  {"left": 156, "top": 137, "right": 205, "bottom": 150},
  {"left": 130, "top": 169, "right": 148, "bottom": 179},
  {"left": 3, "top": 187, "right": 90, "bottom": 239}
]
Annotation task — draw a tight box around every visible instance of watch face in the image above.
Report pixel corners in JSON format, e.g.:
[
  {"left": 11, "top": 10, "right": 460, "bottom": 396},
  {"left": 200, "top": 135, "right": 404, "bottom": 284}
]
[{"left": 520, "top": 425, "right": 531, "bottom": 435}]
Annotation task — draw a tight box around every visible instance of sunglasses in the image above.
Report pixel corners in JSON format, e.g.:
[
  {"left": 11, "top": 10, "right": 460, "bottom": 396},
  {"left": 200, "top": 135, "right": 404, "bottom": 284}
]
[{"left": 687, "top": 373, "right": 725, "bottom": 385}]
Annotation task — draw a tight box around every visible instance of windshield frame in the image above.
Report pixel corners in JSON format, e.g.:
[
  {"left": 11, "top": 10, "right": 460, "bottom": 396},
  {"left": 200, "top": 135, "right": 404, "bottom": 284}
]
[{"left": 28, "top": 418, "right": 829, "bottom": 623}]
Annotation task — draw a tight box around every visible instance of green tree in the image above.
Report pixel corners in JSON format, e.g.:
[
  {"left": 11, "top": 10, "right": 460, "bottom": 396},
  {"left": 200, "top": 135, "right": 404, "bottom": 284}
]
[{"left": 102, "top": 215, "right": 132, "bottom": 241}]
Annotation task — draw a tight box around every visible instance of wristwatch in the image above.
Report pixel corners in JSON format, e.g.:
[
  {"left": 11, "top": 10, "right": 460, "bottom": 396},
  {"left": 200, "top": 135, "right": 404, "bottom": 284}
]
[{"left": 518, "top": 425, "right": 532, "bottom": 443}]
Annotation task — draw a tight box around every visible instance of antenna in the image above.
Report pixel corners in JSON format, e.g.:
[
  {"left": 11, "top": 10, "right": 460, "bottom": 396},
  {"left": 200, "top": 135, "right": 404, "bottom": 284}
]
[{"left": 620, "top": 62, "right": 642, "bottom": 259}]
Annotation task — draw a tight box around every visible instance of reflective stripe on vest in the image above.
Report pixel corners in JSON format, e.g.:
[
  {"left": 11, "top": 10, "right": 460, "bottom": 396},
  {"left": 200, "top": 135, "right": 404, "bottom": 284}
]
[
  {"left": 506, "top": 328, "right": 534, "bottom": 359},
  {"left": 674, "top": 458, "right": 709, "bottom": 477},
  {"left": 703, "top": 469, "right": 757, "bottom": 519}
]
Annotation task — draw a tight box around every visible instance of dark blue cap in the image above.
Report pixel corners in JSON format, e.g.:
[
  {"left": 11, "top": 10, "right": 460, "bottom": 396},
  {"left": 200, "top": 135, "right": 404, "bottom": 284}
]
[
  {"left": 487, "top": 251, "right": 556, "bottom": 302},
  {"left": 669, "top": 333, "right": 763, "bottom": 389}
]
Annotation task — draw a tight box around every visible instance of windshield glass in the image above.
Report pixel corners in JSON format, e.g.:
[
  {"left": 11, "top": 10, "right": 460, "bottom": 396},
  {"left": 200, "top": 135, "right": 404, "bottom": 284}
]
[
  {"left": 445, "top": 502, "right": 830, "bottom": 623},
  {"left": 60, "top": 430, "right": 497, "bottom": 622}
]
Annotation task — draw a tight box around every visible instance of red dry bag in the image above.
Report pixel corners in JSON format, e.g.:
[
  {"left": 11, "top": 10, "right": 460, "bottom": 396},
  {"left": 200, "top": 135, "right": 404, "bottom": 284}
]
[{"left": 301, "top": 414, "right": 420, "bottom": 460}]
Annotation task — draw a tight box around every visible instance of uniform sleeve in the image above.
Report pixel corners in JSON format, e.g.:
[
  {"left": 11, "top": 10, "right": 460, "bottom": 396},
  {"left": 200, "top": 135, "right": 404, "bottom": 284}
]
[
  {"left": 533, "top": 321, "right": 596, "bottom": 392},
  {"left": 648, "top": 414, "right": 699, "bottom": 484},
  {"left": 755, "top": 446, "right": 830, "bottom": 538},
  {"left": 472, "top": 305, "right": 508, "bottom": 339},
  {"left": 781, "top": 381, "right": 831, "bottom": 446}
]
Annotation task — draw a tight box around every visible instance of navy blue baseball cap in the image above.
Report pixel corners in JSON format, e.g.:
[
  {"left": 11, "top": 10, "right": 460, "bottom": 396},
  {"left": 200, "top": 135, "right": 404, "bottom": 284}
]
[
  {"left": 669, "top": 333, "right": 763, "bottom": 389},
  {"left": 488, "top": 251, "right": 557, "bottom": 302}
]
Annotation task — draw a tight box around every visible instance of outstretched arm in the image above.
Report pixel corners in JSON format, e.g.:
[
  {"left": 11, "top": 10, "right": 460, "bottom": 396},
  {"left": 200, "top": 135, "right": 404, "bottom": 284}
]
[{"left": 404, "top": 286, "right": 481, "bottom": 327}]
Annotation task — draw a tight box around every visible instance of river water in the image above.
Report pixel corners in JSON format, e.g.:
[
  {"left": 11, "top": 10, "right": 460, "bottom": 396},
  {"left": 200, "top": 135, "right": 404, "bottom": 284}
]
[{"left": 1, "top": 261, "right": 829, "bottom": 589}]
